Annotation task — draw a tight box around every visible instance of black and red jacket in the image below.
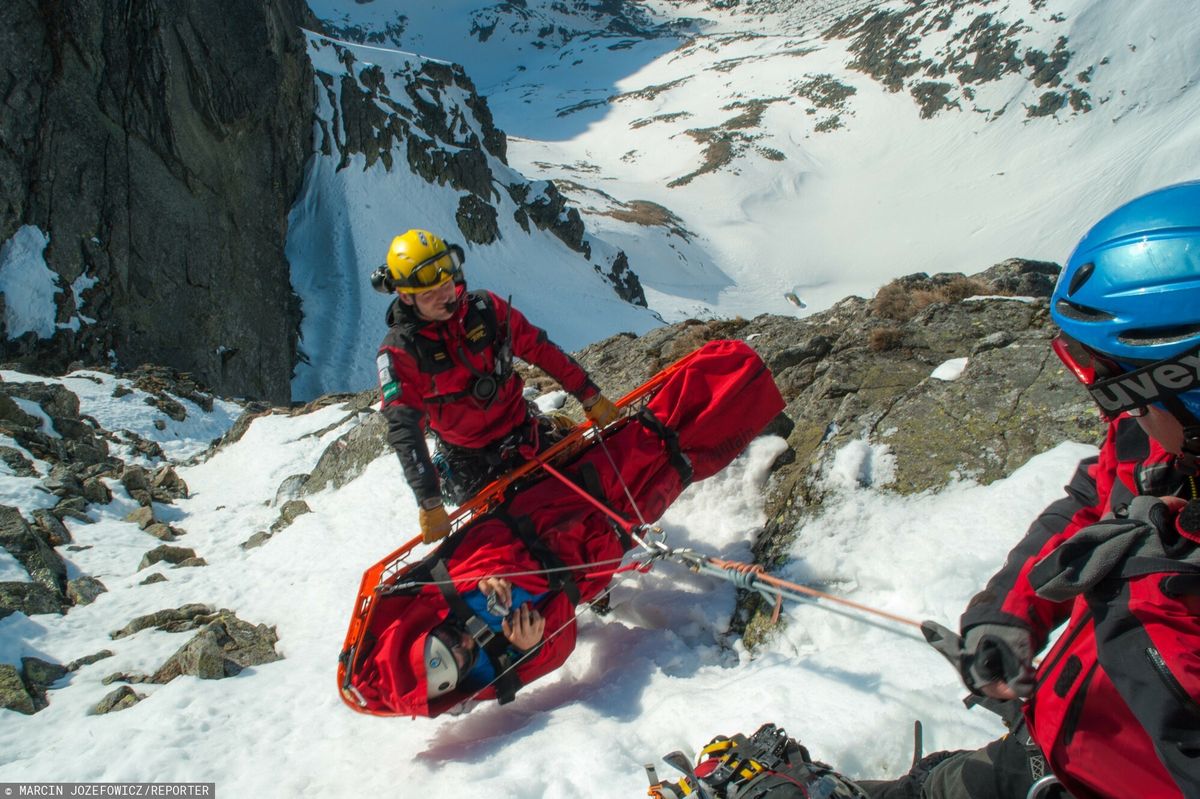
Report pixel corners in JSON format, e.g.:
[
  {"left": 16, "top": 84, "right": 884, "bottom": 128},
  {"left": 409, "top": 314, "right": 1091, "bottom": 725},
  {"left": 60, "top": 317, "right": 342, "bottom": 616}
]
[
  {"left": 376, "top": 286, "right": 598, "bottom": 503},
  {"left": 962, "top": 416, "right": 1200, "bottom": 799}
]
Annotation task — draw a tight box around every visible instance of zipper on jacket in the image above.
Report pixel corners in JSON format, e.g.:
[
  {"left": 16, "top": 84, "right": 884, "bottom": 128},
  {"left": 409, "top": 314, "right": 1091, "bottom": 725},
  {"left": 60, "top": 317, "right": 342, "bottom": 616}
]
[
  {"left": 1060, "top": 661, "right": 1099, "bottom": 747},
  {"left": 1146, "top": 646, "right": 1200, "bottom": 719}
]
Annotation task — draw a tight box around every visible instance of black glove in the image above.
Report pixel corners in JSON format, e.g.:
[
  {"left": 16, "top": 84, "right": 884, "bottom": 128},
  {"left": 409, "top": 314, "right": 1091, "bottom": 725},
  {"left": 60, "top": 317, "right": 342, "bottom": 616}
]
[{"left": 922, "top": 620, "right": 1035, "bottom": 698}]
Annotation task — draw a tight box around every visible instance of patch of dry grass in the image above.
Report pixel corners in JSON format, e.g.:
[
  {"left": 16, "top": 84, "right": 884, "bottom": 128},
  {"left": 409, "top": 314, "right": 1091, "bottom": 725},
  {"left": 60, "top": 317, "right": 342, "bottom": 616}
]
[{"left": 871, "top": 275, "right": 996, "bottom": 321}]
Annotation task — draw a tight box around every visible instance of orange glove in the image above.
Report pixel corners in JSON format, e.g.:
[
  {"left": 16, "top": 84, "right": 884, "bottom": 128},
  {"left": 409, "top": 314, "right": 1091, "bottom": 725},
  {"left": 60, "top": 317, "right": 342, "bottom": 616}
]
[
  {"left": 582, "top": 393, "right": 619, "bottom": 427},
  {"left": 419, "top": 502, "right": 451, "bottom": 544}
]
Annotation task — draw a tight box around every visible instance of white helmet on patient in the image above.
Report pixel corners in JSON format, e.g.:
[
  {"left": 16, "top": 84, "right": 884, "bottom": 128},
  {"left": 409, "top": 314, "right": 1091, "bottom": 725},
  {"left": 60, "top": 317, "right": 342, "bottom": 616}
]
[{"left": 425, "top": 632, "right": 460, "bottom": 699}]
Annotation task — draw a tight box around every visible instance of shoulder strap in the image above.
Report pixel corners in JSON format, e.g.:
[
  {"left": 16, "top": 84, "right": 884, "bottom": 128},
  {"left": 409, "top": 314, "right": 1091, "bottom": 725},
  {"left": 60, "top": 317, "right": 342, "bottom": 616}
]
[
  {"left": 422, "top": 292, "right": 513, "bottom": 407},
  {"left": 495, "top": 511, "right": 581, "bottom": 606},
  {"left": 429, "top": 560, "right": 523, "bottom": 705},
  {"left": 638, "top": 408, "right": 694, "bottom": 487},
  {"left": 481, "top": 292, "right": 513, "bottom": 379}
]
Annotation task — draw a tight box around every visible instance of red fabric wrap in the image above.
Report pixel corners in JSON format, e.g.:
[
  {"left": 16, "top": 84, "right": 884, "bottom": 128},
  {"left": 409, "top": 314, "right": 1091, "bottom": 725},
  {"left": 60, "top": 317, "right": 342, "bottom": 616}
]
[{"left": 349, "top": 339, "right": 784, "bottom": 717}]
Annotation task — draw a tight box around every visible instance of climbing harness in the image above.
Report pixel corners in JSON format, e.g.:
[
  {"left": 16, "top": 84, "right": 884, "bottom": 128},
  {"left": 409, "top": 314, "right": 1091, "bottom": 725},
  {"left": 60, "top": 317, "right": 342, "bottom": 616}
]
[{"left": 646, "top": 723, "right": 868, "bottom": 799}]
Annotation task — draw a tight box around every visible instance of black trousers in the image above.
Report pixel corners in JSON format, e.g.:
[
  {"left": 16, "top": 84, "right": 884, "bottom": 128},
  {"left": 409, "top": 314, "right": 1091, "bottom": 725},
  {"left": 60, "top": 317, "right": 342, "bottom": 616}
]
[
  {"left": 433, "top": 410, "right": 566, "bottom": 505},
  {"left": 859, "top": 732, "right": 1039, "bottom": 799}
]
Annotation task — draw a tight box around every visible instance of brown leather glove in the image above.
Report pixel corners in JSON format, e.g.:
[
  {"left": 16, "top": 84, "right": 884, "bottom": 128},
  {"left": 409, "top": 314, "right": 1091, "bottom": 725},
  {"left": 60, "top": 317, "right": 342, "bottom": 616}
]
[
  {"left": 419, "top": 501, "right": 451, "bottom": 544},
  {"left": 582, "top": 393, "right": 619, "bottom": 427}
]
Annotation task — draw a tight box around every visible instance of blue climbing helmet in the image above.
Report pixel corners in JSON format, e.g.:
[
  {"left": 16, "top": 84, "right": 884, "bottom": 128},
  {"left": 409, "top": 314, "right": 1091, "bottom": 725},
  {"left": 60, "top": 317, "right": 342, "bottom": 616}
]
[{"left": 1050, "top": 181, "right": 1200, "bottom": 427}]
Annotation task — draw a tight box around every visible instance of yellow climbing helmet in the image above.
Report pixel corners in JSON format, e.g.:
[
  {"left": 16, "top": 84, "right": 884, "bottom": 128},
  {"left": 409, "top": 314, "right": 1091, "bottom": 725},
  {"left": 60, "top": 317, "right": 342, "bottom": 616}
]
[{"left": 374, "top": 229, "right": 465, "bottom": 294}]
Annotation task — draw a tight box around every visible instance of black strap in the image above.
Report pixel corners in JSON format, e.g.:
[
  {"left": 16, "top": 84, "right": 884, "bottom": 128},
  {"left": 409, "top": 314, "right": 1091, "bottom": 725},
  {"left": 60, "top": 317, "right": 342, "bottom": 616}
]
[
  {"left": 429, "top": 560, "right": 523, "bottom": 704},
  {"left": 412, "top": 291, "right": 513, "bottom": 406},
  {"left": 578, "top": 462, "right": 633, "bottom": 550},
  {"left": 637, "top": 408, "right": 694, "bottom": 486},
  {"left": 498, "top": 512, "right": 582, "bottom": 606}
]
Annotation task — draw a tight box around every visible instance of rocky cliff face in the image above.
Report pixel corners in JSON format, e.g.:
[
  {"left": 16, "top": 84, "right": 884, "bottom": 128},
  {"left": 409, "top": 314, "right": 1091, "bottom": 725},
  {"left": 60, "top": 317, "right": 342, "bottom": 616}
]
[
  {"left": 0, "top": 0, "right": 318, "bottom": 402},
  {"left": 305, "top": 33, "right": 647, "bottom": 307}
]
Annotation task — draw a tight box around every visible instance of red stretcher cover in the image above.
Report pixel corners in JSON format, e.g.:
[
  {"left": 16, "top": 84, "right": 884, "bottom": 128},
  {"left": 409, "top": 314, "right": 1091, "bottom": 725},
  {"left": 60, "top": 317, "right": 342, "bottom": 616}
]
[{"left": 348, "top": 339, "right": 785, "bottom": 717}]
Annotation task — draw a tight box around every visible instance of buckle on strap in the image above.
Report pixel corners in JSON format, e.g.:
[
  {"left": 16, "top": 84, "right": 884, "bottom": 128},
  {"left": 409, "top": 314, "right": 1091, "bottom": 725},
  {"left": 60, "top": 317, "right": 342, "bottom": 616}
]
[{"left": 464, "top": 614, "right": 495, "bottom": 649}]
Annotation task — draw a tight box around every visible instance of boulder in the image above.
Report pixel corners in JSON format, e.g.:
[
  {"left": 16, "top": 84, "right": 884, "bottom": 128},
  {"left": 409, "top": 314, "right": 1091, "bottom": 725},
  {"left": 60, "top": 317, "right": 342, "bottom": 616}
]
[
  {"left": 143, "top": 523, "right": 178, "bottom": 541},
  {"left": 240, "top": 531, "right": 272, "bottom": 550},
  {"left": 269, "top": 500, "right": 312, "bottom": 533},
  {"left": 93, "top": 685, "right": 143, "bottom": 715},
  {"left": 150, "top": 465, "right": 189, "bottom": 499},
  {"left": 82, "top": 477, "right": 112, "bottom": 504},
  {"left": 120, "top": 464, "right": 151, "bottom": 493},
  {"left": 43, "top": 464, "right": 84, "bottom": 497},
  {"left": 136, "top": 545, "right": 198, "bottom": 571},
  {"left": 67, "top": 650, "right": 114, "bottom": 671},
  {"left": 0, "top": 581, "right": 64, "bottom": 620},
  {"left": 0, "top": 505, "right": 66, "bottom": 596},
  {"left": 31, "top": 509, "right": 71, "bottom": 546},
  {"left": 124, "top": 505, "right": 156, "bottom": 530},
  {"left": 22, "top": 657, "right": 68, "bottom": 690},
  {"left": 0, "top": 663, "right": 36, "bottom": 715},
  {"left": 148, "top": 611, "right": 282, "bottom": 683},
  {"left": 21, "top": 656, "right": 67, "bottom": 707},
  {"left": 0, "top": 446, "right": 37, "bottom": 477},
  {"left": 111, "top": 603, "right": 214, "bottom": 639},
  {"left": 67, "top": 575, "right": 107, "bottom": 606}
]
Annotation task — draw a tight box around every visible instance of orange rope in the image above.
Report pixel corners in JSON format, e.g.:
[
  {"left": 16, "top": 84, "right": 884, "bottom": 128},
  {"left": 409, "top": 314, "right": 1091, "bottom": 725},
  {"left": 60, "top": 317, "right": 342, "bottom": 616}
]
[
  {"left": 719, "top": 560, "right": 784, "bottom": 624},
  {"left": 705, "top": 555, "right": 923, "bottom": 629}
]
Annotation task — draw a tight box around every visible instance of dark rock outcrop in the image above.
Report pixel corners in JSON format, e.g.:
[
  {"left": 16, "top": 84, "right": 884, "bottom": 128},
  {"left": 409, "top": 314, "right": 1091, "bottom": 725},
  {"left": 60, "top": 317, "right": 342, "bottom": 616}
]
[
  {"left": 0, "top": 663, "right": 36, "bottom": 715},
  {"left": 0, "top": 505, "right": 67, "bottom": 598},
  {"left": 93, "top": 685, "right": 143, "bottom": 714},
  {"left": 0, "top": 0, "right": 319, "bottom": 402},
  {"left": 310, "top": 34, "right": 647, "bottom": 309},
  {"left": 0, "top": 581, "right": 64, "bottom": 620},
  {"left": 823, "top": 4, "right": 1098, "bottom": 121},
  {"left": 107, "top": 608, "right": 282, "bottom": 685},
  {"left": 67, "top": 575, "right": 108, "bottom": 606},
  {"left": 149, "top": 611, "right": 281, "bottom": 682}
]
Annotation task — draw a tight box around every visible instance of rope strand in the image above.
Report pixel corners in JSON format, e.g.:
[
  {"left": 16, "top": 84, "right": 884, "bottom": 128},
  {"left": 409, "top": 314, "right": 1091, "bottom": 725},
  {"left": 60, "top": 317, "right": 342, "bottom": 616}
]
[{"left": 702, "top": 555, "right": 923, "bottom": 629}]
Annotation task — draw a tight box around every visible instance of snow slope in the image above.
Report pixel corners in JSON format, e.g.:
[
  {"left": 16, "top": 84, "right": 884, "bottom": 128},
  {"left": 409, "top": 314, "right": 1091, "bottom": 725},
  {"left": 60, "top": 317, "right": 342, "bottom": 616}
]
[
  {"left": 305, "top": 0, "right": 1200, "bottom": 324},
  {"left": 0, "top": 364, "right": 1097, "bottom": 795}
]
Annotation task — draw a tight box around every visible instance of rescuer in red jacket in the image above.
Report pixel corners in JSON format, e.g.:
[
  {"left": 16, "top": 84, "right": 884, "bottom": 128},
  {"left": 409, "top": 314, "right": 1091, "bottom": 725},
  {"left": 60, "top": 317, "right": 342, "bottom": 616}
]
[
  {"left": 372, "top": 229, "right": 618, "bottom": 543},
  {"left": 860, "top": 183, "right": 1200, "bottom": 799}
]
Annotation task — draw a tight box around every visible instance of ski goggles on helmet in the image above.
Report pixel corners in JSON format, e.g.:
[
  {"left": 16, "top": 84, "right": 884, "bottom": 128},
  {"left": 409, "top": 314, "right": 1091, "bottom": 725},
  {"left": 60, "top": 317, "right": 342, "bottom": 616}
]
[
  {"left": 1052, "top": 333, "right": 1200, "bottom": 422},
  {"left": 393, "top": 246, "right": 464, "bottom": 294}
]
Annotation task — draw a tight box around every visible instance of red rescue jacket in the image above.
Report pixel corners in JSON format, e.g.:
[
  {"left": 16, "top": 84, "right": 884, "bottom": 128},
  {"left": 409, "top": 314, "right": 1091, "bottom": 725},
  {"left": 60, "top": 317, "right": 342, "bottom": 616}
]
[
  {"left": 376, "top": 286, "right": 597, "bottom": 502},
  {"left": 962, "top": 417, "right": 1200, "bottom": 799}
]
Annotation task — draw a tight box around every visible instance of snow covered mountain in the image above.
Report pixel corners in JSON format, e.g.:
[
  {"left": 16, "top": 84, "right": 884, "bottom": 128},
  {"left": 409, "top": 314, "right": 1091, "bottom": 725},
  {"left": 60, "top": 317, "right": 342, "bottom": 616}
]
[{"left": 304, "top": 0, "right": 1200, "bottom": 323}]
